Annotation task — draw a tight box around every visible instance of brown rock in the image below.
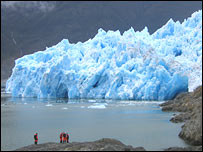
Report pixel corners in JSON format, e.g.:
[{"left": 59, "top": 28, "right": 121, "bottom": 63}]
[
  {"left": 15, "top": 138, "right": 146, "bottom": 151},
  {"left": 160, "top": 86, "right": 202, "bottom": 146},
  {"left": 170, "top": 112, "right": 191, "bottom": 123}
]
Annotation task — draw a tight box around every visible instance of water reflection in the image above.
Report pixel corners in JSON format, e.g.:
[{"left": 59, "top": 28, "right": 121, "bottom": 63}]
[{"left": 2, "top": 93, "right": 164, "bottom": 105}]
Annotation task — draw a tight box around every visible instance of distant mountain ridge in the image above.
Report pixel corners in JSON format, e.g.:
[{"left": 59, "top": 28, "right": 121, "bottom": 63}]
[{"left": 1, "top": 1, "right": 202, "bottom": 79}]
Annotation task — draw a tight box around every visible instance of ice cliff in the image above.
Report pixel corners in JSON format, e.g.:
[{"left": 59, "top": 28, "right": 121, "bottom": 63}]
[{"left": 6, "top": 10, "right": 202, "bottom": 100}]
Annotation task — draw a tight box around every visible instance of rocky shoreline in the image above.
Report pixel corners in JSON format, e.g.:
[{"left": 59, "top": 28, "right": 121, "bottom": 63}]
[
  {"left": 15, "top": 138, "right": 146, "bottom": 151},
  {"left": 160, "top": 86, "right": 202, "bottom": 151},
  {"left": 14, "top": 86, "right": 202, "bottom": 151}
]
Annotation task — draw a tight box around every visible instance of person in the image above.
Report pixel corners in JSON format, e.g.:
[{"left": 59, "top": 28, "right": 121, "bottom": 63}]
[
  {"left": 34, "top": 133, "right": 38, "bottom": 144},
  {"left": 66, "top": 132, "right": 69, "bottom": 143},
  {"left": 60, "top": 132, "right": 63, "bottom": 143},
  {"left": 63, "top": 132, "right": 66, "bottom": 143}
]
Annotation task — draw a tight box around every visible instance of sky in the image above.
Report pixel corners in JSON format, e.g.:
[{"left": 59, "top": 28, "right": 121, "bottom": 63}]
[{"left": 1, "top": 1, "right": 56, "bottom": 12}]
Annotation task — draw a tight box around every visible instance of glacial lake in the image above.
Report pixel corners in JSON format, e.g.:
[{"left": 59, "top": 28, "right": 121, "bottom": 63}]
[{"left": 1, "top": 93, "right": 188, "bottom": 151}]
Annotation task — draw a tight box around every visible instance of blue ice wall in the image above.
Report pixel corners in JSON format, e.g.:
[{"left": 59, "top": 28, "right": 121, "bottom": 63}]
[{"left": 6, "top": 10, "right": 202, "bottom": 100}]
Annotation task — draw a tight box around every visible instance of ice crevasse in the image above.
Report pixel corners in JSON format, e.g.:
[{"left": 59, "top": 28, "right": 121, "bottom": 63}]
[{"left": 6, "top": 10, "right": 202, "bottom": 100}]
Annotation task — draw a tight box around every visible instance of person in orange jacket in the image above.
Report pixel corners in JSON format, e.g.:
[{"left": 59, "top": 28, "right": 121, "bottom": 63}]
[
  {"left": 34, "top": 133, "right": 38, "bottom": 144},
  {"left": 60, "top": 132, "right": 63, "bottom": 143},
  {"left": 63, "top": 132, "right": 66, "bottom": 143}
]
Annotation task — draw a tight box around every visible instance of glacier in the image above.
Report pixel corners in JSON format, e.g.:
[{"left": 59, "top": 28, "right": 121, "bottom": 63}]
[{"left": 6, "top": 10, "right": 202, "bottom": 100}]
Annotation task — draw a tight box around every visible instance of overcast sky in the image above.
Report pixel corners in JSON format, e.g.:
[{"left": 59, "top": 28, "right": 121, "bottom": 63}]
[{"left": 1, "top": 1, "right": 56, "bottom": 12}]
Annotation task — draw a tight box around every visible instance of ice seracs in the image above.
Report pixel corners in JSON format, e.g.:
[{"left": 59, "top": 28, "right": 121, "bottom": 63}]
[{"left": 6, "top": 10, "right": 202, "bottom": 100}]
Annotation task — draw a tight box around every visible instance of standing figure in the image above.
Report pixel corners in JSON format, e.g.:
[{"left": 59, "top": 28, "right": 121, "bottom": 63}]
[
  {"left": 66, "top": 132, "right": 69, "bottom": 143},
  {"left": 63, "top": 132, "right": 66, "bottom": 143},
  {"left": 60, "top": 132, "right": 63, "bottom": 143},
  {"left": 34, "top": 133, "right": 38, "bottom": 144}
]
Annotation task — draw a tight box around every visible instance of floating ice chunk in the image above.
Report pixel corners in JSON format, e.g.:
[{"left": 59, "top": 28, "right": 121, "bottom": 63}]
[
  {"left": 45, "top": 103, "right": 53, "bottom": 107},
  {"left": 88, "top": 100, "right": 96, "bottom": 103},
  {"left": 88, "top": 103, "right": 107, "bottom": 109}
]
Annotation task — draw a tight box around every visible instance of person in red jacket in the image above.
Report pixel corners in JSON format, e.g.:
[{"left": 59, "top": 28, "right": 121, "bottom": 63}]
[
  {"left": 34, "top": 133, "right": 38, "bottom": 144},
  {"left": 63, "top": 132, "right": 66, "bottom": 143},
  {"left": 60, "top": 132, "right": 63, "bottom": 143}
]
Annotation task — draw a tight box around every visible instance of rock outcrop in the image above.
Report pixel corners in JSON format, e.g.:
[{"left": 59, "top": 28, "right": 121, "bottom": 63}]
[
  {"left": 14, "top": 138, "right": 146, "bottom": 151},
  {"left": 160, "top": 86, "right": 202, "bottom": 146},
  {"left": 164, "top": 146, "right": 202, "bottom": 151}
]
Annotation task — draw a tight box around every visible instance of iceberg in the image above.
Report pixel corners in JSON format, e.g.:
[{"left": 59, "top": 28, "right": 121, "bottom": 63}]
[
  {"left": 88, "top": 103, "right": 108, "bottom": 109},
  {"left": 6, "top": 10, "right": 202, "bottom": 100}
]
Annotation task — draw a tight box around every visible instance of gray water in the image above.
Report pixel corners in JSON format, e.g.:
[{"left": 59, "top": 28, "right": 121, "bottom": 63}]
[{"left": 1, "top": 93, "right": 188, "bottom": 151}]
